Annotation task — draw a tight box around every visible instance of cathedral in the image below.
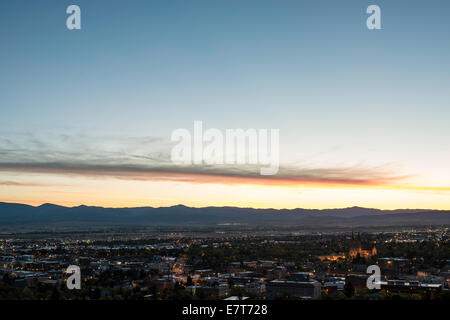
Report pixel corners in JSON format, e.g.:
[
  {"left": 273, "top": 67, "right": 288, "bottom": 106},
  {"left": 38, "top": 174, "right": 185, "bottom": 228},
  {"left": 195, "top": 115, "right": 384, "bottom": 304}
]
[{"left": 348, "top": 232, "right": 377, "bottom": 259}]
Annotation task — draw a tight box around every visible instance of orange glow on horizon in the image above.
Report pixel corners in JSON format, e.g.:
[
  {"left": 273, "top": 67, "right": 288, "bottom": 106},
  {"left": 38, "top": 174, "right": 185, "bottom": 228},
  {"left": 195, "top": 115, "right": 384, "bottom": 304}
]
[{"left": 1, "top": 166, "right": 450, "bottom": 210}]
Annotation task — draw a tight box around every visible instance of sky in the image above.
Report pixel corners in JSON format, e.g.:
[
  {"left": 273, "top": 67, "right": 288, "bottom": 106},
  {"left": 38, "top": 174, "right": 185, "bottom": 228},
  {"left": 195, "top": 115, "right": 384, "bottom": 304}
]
[{"left": 1, "top": 0, "right": 450, "bottom": 209}]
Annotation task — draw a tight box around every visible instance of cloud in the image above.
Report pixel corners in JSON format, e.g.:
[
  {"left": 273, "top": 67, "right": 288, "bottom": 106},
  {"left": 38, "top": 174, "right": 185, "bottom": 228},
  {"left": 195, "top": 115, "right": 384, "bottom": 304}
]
[
  {"left": 0, "top": 180, "right": 41, "bottom": 187},
  {"left": 0, "top": 132, "right": 409, "bottom": 187},
  {"left": 0, "top": 180, "right": 67, "bottom": 188},
  {"left": 0, "top": 161, "right": 408, "bottom": 187}
]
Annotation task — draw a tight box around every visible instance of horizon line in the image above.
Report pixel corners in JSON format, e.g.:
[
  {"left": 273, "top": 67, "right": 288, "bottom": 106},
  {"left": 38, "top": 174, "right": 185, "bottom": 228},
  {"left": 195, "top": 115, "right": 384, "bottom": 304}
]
[{"left": 0, "top": 200, "right": 447, "bottom": 212}]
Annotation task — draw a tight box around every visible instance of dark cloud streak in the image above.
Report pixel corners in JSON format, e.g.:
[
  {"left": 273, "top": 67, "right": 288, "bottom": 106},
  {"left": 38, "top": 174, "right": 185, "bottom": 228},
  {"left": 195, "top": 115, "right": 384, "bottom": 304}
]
[
  {"left": 0, "top": 133, "right": 409, "bottom": 187},
  {"left": 0, "top": 161, "right": 409, "bottom": 186}
]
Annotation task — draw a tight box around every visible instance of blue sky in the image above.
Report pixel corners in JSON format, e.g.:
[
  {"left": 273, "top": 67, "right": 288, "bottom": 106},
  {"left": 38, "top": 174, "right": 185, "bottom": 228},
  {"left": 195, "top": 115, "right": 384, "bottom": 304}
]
[
  {"left": 1, "top": 1, "right": 450, "bottom": 208},
  {"left": 1, "top": 0, "right": 449, "bottom": 133}
]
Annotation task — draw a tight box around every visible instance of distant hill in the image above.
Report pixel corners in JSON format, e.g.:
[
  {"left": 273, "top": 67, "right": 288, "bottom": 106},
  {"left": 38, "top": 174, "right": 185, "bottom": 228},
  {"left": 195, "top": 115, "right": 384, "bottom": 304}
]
[
  {"left": 0, "top": 202, "right": 449, "bottom": 228},
  {"left": 0, "top": 202, "right": 450, "bottom": 227}
]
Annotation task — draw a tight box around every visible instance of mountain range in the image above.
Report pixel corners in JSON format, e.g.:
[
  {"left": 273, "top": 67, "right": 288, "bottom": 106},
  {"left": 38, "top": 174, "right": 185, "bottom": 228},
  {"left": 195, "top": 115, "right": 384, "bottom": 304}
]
[{"left": 0, "top": 202, "right": 449, "bottom": 228}]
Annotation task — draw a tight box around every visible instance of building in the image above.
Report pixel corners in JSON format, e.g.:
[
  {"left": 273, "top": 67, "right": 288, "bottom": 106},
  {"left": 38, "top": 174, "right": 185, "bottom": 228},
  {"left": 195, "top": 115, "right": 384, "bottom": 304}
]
[
  {"left": 345, "top": 274, "right": 369, "bottom": 290},
  {"left": 288, "top": 272, "right": 313, "bottom": 282},
  {"left": 349, "top": 232, "right": 377, "bottom": 259},
  {"left": 377, "top": 257, "right": 410, "bottom": 275},
  {"left": 381, "top": 280, "right": 442, "bottom": 297},
  {"left": 193, "top": 269, "right": 215, "bottom": 277},
  {"left": 152, "top": 278, "right": 175, "bottom": 293},
  {"left": 266, "top": 266, "right": 286, "bottom": 280},
  {"left": 224, "top": 296, "right": 249, "bottom": 300},
  {"left": 266, "top": 279, "right": 321, "bottom": 299},
  {"left": 227, "top": 262, "right": 242, "bottom": 273},
  {"left": 245, "top": 281, "right": 265, "bottom": 296},
  {"left": 317, "top": 254, "right": 346, "bottom": 262},
  {"left": 323, "top": 280, "right": 345, "bottom": 294},
  {"left": 186, "top": 284, "right": 229, "bottom": 298}
]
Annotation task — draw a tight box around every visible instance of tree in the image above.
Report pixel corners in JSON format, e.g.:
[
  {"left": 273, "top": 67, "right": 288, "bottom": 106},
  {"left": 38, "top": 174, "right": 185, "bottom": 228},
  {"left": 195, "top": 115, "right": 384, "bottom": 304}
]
[
  {"left": 344, "top": 281, "right": 355, "bottom": 298},
  {"left": 50, "top": 286, "right": 62, "bottom": 300}
]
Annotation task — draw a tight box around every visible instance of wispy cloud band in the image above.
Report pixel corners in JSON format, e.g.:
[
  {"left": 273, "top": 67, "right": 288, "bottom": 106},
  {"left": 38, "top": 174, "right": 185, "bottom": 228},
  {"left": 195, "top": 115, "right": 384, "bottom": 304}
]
[{"left": 0, "top": 132, "right": 409, "bottom": 187}]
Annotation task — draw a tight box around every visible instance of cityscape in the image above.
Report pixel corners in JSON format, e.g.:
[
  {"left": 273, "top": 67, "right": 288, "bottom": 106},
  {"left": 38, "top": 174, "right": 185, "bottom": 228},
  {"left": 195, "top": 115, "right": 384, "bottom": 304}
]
[{"left": 0, "top": 226, "right": 448, "bottom": 300}]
